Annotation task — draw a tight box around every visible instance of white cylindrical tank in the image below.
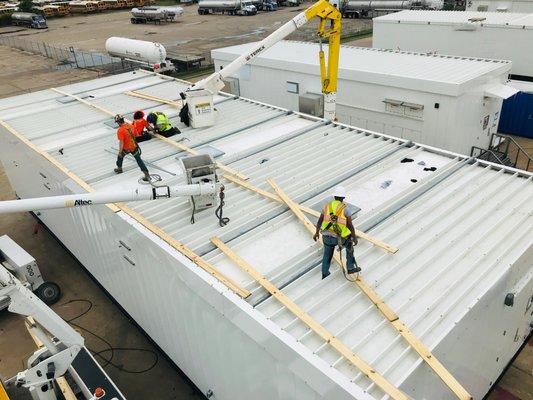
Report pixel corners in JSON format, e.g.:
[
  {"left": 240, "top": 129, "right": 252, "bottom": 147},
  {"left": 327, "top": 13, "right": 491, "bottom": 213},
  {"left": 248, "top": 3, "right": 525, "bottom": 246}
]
[
  {"left": 130, "top": 7, "right": 166, "bottom": 18},
  {"left": 105, "top": 37, "right": 166, "bottom": 64}
]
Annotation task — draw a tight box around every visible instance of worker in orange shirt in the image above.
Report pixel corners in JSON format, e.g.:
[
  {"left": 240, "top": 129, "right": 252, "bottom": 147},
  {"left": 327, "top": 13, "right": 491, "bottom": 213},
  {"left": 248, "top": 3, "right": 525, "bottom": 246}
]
[
  {"left": 132, "top": 110, "right": 152, "bottom": 143},
  {"left": 113, "top": 114, "right": 150, "bottom": 182}
]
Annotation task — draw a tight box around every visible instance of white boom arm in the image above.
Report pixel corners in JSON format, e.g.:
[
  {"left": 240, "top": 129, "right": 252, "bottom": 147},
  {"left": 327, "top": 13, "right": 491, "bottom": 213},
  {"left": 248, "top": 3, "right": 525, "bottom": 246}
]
[
  {"left": 0, "top": 182, "right": 216, "bottom": 214},
  {"left": 1, "top": 265, "right": 84, "bottom": 398},
  {"left": 192, "top": 12, "right": 309, "bottom": 95},
  {"left": 0, "top": 267, "right": 83, "bottom": 348}
]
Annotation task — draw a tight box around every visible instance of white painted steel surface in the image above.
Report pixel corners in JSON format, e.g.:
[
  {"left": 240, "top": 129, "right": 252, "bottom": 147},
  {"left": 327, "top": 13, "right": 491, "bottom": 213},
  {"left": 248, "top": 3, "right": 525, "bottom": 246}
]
[
  {"left": 0, "top": 71, "right": 531, "bottom": 400},
  {"left": 373, "top": 10, "right": 533, "bottom": 78},
  {"left": 212, "top": 40, "right": 512, "bottom": 154},
  {"left": 466, "top": 0, "right": 533, "bottom": 12}
]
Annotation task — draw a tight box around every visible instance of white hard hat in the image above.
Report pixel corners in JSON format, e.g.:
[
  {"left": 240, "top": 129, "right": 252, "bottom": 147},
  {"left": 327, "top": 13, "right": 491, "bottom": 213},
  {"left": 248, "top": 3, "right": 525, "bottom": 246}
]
[{"left": 332, "top": 186, "right": 346, "bottom": 198}]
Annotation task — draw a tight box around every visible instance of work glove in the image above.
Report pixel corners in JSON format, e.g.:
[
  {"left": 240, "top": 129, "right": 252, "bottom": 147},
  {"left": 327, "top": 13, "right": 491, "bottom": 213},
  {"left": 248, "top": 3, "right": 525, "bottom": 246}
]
[{"left": 313, "top": 232, "right": 320, "bottom": 242}]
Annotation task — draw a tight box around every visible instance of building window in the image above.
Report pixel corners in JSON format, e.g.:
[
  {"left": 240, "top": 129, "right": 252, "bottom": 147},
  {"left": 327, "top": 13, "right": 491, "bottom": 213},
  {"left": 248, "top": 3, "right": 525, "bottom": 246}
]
[
  {"left": 287, "top": 81, "right": 299, "bottom": 94},
  {"left": 383, "top": 98, "right": 424, "bottom": 120}
]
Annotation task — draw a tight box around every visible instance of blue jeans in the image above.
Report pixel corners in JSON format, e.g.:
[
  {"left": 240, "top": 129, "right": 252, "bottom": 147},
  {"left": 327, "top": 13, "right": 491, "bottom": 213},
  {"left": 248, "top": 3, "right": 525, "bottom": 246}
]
[
  {"left": 322, "top": 235, "right": 356, "bottom": 279},
  {"left": 116, "top": 148, "right": 148, "bottom": 173}
]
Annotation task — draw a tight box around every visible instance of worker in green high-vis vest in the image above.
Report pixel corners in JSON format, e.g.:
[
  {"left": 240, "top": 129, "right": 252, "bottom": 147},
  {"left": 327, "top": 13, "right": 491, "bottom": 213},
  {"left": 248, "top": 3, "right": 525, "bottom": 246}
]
[
  {"left": 313, "top": 186, "right": 360, "bottom": 279},
  {"left": 146, "top": 111, "right": 181, "bottom": 138}
]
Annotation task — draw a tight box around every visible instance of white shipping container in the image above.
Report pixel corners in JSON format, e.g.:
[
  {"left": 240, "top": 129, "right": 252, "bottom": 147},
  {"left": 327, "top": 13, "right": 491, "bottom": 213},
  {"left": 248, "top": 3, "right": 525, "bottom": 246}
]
[
  {"left": 0, "top": 71, "right": 531, "bottom": 400},
  {"left": 466, "top": 0, "right": 533, "bottom": 12},
  {"left": 373, "top": 10, "right": 533, "bottom": 79},
  {"left": 212, "top": 41, "right": 517, "bottom": 155}
]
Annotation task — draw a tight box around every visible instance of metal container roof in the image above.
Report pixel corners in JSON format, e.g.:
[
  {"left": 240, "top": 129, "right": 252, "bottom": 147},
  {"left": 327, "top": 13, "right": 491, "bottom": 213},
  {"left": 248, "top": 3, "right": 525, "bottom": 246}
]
[
  {"left": 212, "top": 41, "right": 512, "bottom": 96},
  {"left": 1, "top": 70, "right": 532, "bottom": 400},
  {"left": 374, "top": 10, "right": 533, "bottom": 27}
]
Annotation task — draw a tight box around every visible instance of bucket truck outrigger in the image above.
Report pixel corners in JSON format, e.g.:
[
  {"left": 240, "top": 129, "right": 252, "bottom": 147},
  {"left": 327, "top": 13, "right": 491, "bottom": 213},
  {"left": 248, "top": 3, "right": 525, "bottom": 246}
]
[{"left": 180, "top": 0, "right": 342, "bottom": 128}]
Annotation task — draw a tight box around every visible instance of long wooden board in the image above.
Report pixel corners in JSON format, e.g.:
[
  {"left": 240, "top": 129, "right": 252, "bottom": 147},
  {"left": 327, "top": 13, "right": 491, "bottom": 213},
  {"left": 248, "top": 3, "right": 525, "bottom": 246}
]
[
  {"left": 267, "top": 179, "right": 472, "bottom": 400},
  {"left": 0, "top": 120, "right": 120, "bottom": 213},
  {"left": 125, "top": 90, "right": 183, "bottom": 107},
  {"left": 211, "top": 237, "right": 409, "bottom": 400},
  {"left": 223, "top": 173, "right": 398, "bottom": 254},
  {"left": 118, "top": 203, "right": 251, "bottom": 298},
  {"left": 51, "top": 87, "right": 247, "bottom": 180}
]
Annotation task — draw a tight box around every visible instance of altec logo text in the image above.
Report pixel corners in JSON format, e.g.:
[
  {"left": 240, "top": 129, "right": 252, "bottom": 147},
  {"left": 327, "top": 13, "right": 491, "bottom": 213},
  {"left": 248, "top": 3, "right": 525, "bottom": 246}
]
[{"left": 65, "top": 199, "right": 93, "bottom": 207}]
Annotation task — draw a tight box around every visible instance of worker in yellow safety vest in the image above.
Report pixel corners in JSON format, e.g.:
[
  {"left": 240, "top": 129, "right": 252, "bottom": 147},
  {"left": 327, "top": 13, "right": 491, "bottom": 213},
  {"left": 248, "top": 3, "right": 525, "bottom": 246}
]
[
  {"left": 146, "top": 111, "right": 181, "bottom": 138},
  {"left": 313, "top": 186, "right": 360, "bottom": 279}
]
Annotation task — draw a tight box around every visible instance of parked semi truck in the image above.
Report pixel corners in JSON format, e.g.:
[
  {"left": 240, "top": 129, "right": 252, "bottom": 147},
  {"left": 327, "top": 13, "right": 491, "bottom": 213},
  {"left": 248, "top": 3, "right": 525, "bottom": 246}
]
[
  {"left": 332, "top": 0, "right": 442, "bottom": 17},
  {"left": 198, "top": 0, "right": 258, "bottom": 15},
  {"left": 11, "top": 12, "right": 47, "bottom": 29},
  {"left": 278, "top": 0, "right": 300, "bottom": 5},
  {"left": 262, "top": 0, "right": 278, "bottom": 10}
]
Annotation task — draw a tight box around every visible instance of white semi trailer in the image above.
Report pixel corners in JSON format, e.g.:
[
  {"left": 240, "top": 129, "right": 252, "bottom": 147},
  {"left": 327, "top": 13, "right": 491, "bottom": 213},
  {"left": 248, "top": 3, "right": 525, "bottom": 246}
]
[
  {"left": 333, "top": 0, "right": 442, "bottom": 17},
  {"left": 105, "top": 37, "right": 175, "bottom": 73},
  {"left": 130, "top": 6, "right": 182, "bottom": 23},
  {"left": 198, "top": 0, "right": 258, "bottom": 15}
]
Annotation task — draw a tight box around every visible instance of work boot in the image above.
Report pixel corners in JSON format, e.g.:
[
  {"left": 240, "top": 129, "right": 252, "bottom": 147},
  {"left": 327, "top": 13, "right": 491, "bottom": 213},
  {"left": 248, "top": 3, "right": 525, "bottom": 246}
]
[
  {"left": 347, "top": 266, "right": 362, "bottom": 274},
  {"left": 114, "top": 167, "right": 123, "bottom": 174},
  {"left": 142, "top": 172, "right": 151, "bottom": 182}
]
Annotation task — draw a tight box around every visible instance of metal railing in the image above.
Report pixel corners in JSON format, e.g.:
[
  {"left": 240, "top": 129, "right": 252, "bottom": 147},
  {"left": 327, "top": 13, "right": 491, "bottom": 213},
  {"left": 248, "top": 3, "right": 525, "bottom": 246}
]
[
  {"left": 490, "top": 133, "right": 533, "bottom": 172},
  {"left": 470, "top": 146, "right": 508, "bottom": 166},
  {"left": 0, "top": 36, "right": 137, "bottom": 74}
]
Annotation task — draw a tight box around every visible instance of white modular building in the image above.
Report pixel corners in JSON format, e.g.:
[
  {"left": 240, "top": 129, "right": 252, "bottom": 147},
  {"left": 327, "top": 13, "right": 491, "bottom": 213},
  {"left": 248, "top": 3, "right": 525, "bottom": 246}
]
[
  {"left": 0, "top": 71, "right": 532, "bottom": 400},
  {"left": 373, "top": 10, "right": 533, "bottom": 80},
  {"left": 212, "top": 41, "right": 517, "bottom": 155},
  {"left": 466, "top": 0, "right": 533, "bottom": 12}
]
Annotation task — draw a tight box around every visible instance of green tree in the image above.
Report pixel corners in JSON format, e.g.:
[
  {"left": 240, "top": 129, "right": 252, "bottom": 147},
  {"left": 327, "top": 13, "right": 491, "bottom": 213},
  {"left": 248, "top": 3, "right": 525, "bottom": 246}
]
[{"left": 18, "top": 0, "right": 34, "bottom": 12}]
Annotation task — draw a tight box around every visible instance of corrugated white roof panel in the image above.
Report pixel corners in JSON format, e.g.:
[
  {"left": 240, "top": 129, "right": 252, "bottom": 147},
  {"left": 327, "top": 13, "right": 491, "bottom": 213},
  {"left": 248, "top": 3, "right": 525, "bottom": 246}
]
[
  {"left": 212, "top": 41, "right": 512, "bottom": 96},
  {"left": 374, "top": 10, "right": 533, "bottom": 27},
  {"left": 1, "top": 71, "right": 531, "bottom": 400}
]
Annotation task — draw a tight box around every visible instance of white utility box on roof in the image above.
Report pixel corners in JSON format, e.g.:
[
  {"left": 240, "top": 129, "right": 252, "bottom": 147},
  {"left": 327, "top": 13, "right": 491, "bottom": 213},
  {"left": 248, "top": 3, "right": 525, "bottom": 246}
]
[
  {"left": 186, "top": 88, "right": 215, "bottom": 128},
  {"left": 179, "top": 154, "right": 218, "bottom": 210},
  {"left": 373, "top": 10, "right": 533, "bottom": 80},
  {"left": 212, "top": 40, "right": 517, "bottom": 154}
]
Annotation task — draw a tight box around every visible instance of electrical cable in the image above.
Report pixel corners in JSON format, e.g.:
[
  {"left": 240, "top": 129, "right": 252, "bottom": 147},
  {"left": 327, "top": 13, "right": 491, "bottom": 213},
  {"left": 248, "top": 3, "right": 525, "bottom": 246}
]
[
  {"left": 57, "top": 299, "right": 159, "bottom": 374},
  {"left": 190, "top": 196, "right": 196, "bottom": 224},
  {"left": 215, "top": 185, "right": 229, "bottom": 227}
]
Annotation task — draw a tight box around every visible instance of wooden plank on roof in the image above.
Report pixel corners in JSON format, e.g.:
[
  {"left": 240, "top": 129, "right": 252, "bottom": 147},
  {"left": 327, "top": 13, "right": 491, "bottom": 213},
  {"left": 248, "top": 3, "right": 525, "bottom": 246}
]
[
  {"left": 223, "top": 173, "right": 398, "bottom": 254},
  {"left": 210, "top": 237, "right": 409, "bottom": 400},
  {"left": 267, "top": 178, "right": 472, "bottom": 400},
  {"left": 125, "top": 90, "right": 183, "bottom": 107},
  {"left": 117, "top": 203, "right": 251, "bottom": 299},
  {"left": 0, "top": 120, "right": 121, "bottom": 213},
  {"left": 50, "top": 88, "right": 247, "bottom": 180}
]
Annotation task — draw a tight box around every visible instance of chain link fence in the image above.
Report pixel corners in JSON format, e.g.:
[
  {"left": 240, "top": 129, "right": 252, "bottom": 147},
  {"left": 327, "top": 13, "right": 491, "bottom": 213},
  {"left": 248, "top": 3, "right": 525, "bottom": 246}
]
[{"left": 0, "top": 36, "right": 137, "bottom": 74}]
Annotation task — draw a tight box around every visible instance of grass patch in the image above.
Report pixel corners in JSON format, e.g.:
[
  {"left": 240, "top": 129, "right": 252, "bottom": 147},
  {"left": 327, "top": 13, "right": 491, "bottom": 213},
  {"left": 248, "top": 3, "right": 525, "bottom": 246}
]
[
  {"left": 174, "top": 64, "right": 215, "bottom": 80},
  {"left": 340, "top": 29, "right": 373, "bottom": 44}
]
